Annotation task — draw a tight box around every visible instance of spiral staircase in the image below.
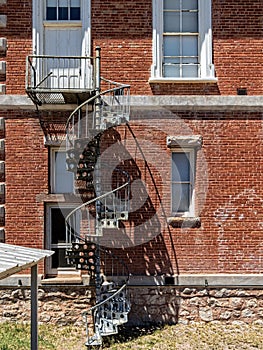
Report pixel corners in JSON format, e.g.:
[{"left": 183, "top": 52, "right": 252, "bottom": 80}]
[{"left": 64, "top": 49, "right": 131, "bottom": 347}]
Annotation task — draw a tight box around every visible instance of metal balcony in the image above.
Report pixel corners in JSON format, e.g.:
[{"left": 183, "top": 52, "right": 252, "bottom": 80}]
[{"left": 26, "top": 55, "right": 96, "bottom": 105}]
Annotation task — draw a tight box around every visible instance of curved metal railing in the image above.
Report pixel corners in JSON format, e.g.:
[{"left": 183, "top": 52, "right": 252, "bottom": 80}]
[
  {"left": 83, "top": 246, "right": 131, "bottom": 346},
  {"left": 65, "top": 77, "right": 131, "bottom": 347},
  {"left": 65, "top": 165, "right": 130, "bottom": 242},
  {"left": 65, "top": 78, "right": 130, "bottom": 151}
]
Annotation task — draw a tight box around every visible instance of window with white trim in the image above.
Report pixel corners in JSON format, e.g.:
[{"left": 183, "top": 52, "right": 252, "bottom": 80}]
[
  {"left": 171, "top": 149, "right": 195, "bottom": 216},
  {"left": 151, "top": 0, "right": 215, "bottom": 81},
  {"left": 46, "top": 0, "right": 81, "bottom": 21},
  {"left": 50, "top": 148, "right": 74, "bottom": 194}
]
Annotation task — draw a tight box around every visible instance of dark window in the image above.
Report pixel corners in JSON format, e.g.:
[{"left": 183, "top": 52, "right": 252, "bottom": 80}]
[
  {"left": 50, "top": 207, "right": 73, "bottom": 269},
  {"left": 70, "top": 7, "right": 80, "bottom": 20},
  {"left": 46, "top": 0, "right": 80, "bottom": 21},
  {"left": 46, "top": 7, "right": 57, "bottom": 20}
]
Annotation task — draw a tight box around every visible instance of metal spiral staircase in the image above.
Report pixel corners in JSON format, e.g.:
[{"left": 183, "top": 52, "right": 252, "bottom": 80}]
[{"left": 64, "top": 48, "right": 131, "bottom": 347}]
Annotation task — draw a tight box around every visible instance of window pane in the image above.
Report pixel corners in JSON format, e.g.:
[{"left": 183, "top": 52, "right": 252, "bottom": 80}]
[
  {"left": 164, "top": 57, "right": 180, "bottom": 64},
  {"left": 182, "top": 36, "right": 198, "bottom": 57},
  {"left": 164, "top": 0, "right": 180, "bottom": 10},
  {"left": 59, "top": 7, "right": 68, "bottom": 20},
  {"left": 47, "top": 0, "right": 56, "bottom": 6},
  {"left": 182, "top": 12, "right": 198, "bottom": 32},
  {"left": 59, "top": 0, "right": 68, "bottom": 6},
  {"left": 172, "top": 183, "right": 190, "bottom": 212},
  {"left": 51, "top": 207, "right": 72, "bottom": 244},
  {"left": 46, "top": 0, "right": 57, "bottom": 20},
  {"left": 172, "top": 152, "right": 190, "bottom": 182},
  {"left": 70, "top": 7, "right": 80, "bottom": 20},
  {"left": 71, "top": 0, "right": 80, "bottom": 6},
  {"left": 51, "top": 248, "right": 71, "bottom": 268},
  {"left": 70, "top": 0, "right": 80, "bottom": 20},
  {"left": 164, "top": 12, "right": 180, "bottom": 32},
  {"left": 58, "top": 0, "right": 68, "bottom": 20},
  {"left": 163, "top": 64, "right": 180, "bottom": 77},
  {"left": 163, "top": 36, "right": 180, "bottom": 57},
  {"left": 182, "top": 57, "right": 198, "bottom": 64},
  {"left": 182, "top": 64, "right": 199, "bottom": 77},
  {"left": 46, "top": 8, "right": 57, "bottom": 20},
  {"left": 183, "top": 0, "right": 198, "bottom": 10},
  {"left": 54, "top": 151, "right": 74, "bottom": 193}
]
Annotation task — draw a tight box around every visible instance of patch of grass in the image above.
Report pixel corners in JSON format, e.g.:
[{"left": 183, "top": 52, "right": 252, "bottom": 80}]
[
  {"left": 0, "top": 322, "right": 263, "bottom": 349},
  {"left": 0, "top": 323, "right": 86, "bottom": 350},
  {"left": 103, "top": 323, "right": 263, "bottom": 350}
]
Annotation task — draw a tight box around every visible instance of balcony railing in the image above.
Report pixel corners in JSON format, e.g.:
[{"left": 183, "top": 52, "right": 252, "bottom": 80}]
[{"left": 26, "top": 55, "right": 96, "bottom": 105}]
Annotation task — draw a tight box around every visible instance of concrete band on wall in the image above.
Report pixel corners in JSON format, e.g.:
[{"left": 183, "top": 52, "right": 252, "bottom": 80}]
[
  {"left": 1, "top": 274, "right": 263, "bottom": 288},
  {"left": 0, "top": 95, "right": 262, "bottom": 112}
]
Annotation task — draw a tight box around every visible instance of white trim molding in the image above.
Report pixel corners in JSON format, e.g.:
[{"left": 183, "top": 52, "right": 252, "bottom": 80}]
[{"left": 151, "top": 0, "right": 216, "bottom": 82}]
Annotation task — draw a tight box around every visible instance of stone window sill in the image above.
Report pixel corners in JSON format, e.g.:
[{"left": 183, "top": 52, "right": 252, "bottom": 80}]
[
  {"left": 168, "top": 216, "right": 201, "bottom": 228},
  {"left": 149, "top": 77, "right": 218, "bottom": 84},
  {"left": 41, "top": 275, "right": 83, "bottom": 285}
]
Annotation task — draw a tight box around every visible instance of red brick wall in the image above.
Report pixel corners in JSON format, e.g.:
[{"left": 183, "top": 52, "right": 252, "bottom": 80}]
[
  {"left": 1, "top": 107, "right": 263, "bottom": 277},
  {"left": 3, "top": 111, "right": 48, "bottom": 252},
  {"left": 213, "top": 0, "right": 263, "bottom": 95},
  {"left": 1, "top": 0, "right": 32, "bottom": 94},
  {"left": 1, "top": 0, "right": 262, "bottom": 95},
  {"left": 87, "top": 111, "right": 263, "bottom": 276}
]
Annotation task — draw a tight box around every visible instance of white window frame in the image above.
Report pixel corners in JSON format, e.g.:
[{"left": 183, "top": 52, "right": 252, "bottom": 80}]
[
  {"left": 46, "top": 204, "right": 78, "bottom": 275},
  {"left": 171, "top": 148, "right": 195, "bottom": 217},
  {"left": 167, "top": 135, "right": 202, "bottom": 218},
  {"left": 150, "top": 0, "right": 217, "bottom": 83},
  {"left": 50, "top": 148, "right": 74, "bottom": 194}
]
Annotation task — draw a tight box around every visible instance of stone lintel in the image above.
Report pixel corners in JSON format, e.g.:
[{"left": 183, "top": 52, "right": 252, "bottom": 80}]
[{"left": 167, "top": 136, "right": 203, "bottom": 150}]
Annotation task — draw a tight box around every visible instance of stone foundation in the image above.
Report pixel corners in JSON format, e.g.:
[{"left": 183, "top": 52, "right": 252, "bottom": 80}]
[
  {"left": 0, "top": 286, "right": 95, "bottom": 326},
  {"left": 129, "top": 287, "right": 263, "bottom": 326},
  {"left": 1, "top": 286, "right": 263, "bottom": 326}
]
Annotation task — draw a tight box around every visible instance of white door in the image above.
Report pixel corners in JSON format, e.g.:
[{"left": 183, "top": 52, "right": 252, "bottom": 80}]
[
  {"left": 44, "top": 25, "right": 83, "bottom": 89},
  {"left": 33, "top": 0, "right": 91, "bottom": 89}
]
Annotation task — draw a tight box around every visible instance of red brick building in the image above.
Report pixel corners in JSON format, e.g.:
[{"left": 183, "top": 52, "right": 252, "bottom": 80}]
[{"left": 0, "top": 0, "right": 262, "bottom": 345}]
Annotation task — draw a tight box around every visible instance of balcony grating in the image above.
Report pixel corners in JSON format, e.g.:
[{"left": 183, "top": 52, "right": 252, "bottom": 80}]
[{"left": 26, "top": 90, "right": 95, "bottom": 106}]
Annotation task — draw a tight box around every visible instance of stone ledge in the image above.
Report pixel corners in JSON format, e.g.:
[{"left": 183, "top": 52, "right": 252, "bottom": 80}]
[
  {"left": 128, "top": 274, "right": 263, "bottom": 287},
  {"left": 41, "top": 276, "right": 83, "bottom": 285},
  {"left": 130, "top": 95, "right": 263, "bottom": 111},
  {"left": 0, "top": 95, "right": 262, "bottom": 112},
  {"left": 168, "top": 216, "right": 201, "bottom": 228}
]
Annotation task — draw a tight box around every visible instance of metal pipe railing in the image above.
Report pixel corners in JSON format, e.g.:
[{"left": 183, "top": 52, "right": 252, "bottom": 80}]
[{"left": 26, "top": 55, "right": 95, "bottom": 91}]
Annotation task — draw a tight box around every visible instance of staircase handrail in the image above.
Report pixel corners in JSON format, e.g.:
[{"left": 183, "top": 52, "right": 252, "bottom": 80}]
[
  {"left": 65, "top": 78, "right": 130, "bottom": 131},
  {"left": 83, "top": 282, "right": 128, "bottom": 321},
  {"left": 65, "top": 181, "right": 129, "bottom": 240}
]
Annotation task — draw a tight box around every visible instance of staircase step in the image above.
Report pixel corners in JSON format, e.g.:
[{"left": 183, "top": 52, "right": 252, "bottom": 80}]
[
  {"left": 99, "top": 218, "right": 119, "bottom": 229},
  {"left": 97, "top": 318, "right": 118, "bottom": 336},
  {"left": 85, "top": 333, "right": 102, "bottom": 347}
]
